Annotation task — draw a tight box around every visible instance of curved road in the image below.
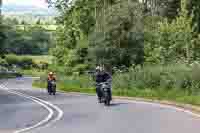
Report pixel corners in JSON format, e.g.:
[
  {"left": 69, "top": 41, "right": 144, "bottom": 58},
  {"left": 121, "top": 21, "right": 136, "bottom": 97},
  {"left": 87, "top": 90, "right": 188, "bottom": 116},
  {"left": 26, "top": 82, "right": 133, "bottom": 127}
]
[{"left": 0, "top": 78, "right": 200, "bottom": 133}]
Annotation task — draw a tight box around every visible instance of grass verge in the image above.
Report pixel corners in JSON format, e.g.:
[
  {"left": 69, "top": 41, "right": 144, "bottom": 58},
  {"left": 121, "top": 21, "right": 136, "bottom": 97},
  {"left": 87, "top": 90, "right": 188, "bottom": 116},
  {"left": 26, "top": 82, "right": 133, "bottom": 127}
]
[
  {"left": 33, "top": 79, "right": 200, "bottom": 107},
  {"left": 0, "top": 73, "right": 18, "bottom": 79},
  {"left": 20, "top": 69, "right": 47, "bottom": 77}
]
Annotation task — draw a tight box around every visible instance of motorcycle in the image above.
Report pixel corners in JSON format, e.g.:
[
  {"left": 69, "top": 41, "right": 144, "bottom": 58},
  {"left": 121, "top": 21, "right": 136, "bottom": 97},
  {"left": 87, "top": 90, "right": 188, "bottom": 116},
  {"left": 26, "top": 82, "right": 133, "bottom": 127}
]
[
  {"left": 48, "top": 80, "right": 56, "bottom": 95},
  {"left": 98, "top": 82, "right": 112, "bottom": 106}
]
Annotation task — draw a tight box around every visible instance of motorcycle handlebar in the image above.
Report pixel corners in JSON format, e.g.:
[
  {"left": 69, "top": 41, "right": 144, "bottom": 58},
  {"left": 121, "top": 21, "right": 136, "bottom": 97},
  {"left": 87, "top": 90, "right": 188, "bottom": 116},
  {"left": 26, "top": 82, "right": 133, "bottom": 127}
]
[{"left": 96, "top": 82, "right": 110, "bottom": 85}]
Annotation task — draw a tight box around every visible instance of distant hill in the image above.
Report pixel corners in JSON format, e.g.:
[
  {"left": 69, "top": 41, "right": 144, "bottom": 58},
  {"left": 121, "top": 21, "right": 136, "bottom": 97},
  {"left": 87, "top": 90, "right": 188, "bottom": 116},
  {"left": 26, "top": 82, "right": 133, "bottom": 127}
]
[{"left": 2, "top": 4, "right": 57, "bottom": 16}]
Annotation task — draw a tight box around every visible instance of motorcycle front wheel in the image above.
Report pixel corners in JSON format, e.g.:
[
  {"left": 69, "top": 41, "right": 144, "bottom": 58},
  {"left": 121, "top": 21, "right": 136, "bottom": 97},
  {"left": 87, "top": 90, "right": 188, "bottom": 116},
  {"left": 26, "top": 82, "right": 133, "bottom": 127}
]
[{"left": 104, "top": 93, "right": 110, "bottom": 106}]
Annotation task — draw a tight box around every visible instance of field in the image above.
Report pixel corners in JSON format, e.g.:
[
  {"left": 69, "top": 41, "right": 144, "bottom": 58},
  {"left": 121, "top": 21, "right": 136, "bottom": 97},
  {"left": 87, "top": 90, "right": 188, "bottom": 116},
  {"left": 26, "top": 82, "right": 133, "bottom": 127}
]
[
  {"left": 10, "top": 55, "right": 54, "bottom": 64},
  {"left": 15, "top": 25, "right": 58, "bottom": 31}
]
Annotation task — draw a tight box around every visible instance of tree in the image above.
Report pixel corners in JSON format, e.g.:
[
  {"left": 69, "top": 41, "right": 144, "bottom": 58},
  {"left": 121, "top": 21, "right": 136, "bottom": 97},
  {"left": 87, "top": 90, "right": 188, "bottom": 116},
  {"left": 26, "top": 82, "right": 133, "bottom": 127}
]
[
  {"left": 36, "top": 19, "right": 41, "bottom": 25},
  {"left": 188, "top": 0, "right": 200, "bottom": 33},
  {"left": 21, "top": 20, "right": 27, "bottom": 25},
  {"left": 3, "top": 17, "right": 20, "bottom": 25},
  {"left": 12, "top": 18, "right": 19, "bottom": 25},
  {"left": 51, "top": 0, "right": 96, "bottom": 68},
  {"left": 51, "top": 0, "right": 145, "bottom": 71},
  {"left": 91, "top": 0, "right": 144, "bottom": 67},
  {"left": 0, "top": 0, "right": 2, "bottom": 16},
  {"left": 145, "top": 0, "right": 196, "bottom": 64},
  {"left": 0, "top": 0, "right": 6, "bottom": 56}
]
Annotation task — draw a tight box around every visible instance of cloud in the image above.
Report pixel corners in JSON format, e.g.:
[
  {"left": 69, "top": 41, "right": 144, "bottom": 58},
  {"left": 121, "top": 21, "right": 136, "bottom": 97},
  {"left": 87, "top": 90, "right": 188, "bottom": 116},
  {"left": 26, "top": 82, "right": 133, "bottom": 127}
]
[{"left": 3, "top": 0, "right": 48, "bottom": 9}]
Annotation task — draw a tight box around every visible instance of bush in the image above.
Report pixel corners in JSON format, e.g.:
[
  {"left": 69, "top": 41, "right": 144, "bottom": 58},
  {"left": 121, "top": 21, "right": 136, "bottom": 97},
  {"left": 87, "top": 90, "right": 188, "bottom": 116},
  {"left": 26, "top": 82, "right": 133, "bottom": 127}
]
[
  {"left": 5, "top": 54, "right": 33, "bottom": 69},
  {"left": 0, "top": 57, "right": 8, "bottom": 67},
  {"left": 5, "top": 54, "right": 19, "bottom": 66},
  {"left": 19, "top": 57, "right": 33, "bottom": 69},
  {"left": 72, "top": 64, "right": 89, "bottom": 74},
  {"left": 32, "top": 61, "right": 49, "bottom": 70}
]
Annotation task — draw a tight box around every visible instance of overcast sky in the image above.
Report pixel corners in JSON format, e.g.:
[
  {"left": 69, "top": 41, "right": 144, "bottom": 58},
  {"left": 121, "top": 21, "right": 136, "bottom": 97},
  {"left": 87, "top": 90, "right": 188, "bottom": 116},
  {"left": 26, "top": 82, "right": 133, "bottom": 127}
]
[{"left": 3, "top": 0, "right": 49, "bottom": 9}]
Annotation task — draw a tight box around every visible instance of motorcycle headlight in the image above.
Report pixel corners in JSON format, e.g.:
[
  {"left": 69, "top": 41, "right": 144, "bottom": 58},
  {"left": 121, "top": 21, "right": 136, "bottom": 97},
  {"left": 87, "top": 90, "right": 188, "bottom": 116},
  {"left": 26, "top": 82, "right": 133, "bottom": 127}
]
[{"left": 103, "top": 88, "right": 108, "bottom": 91}]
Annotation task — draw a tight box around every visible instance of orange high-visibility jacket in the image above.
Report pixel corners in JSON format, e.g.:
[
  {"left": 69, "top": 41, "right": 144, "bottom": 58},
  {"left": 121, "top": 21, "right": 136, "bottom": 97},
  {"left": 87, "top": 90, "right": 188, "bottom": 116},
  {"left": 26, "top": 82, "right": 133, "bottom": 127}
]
[{"left": 48, "top": 75, "right": 56, "bottom": 81}]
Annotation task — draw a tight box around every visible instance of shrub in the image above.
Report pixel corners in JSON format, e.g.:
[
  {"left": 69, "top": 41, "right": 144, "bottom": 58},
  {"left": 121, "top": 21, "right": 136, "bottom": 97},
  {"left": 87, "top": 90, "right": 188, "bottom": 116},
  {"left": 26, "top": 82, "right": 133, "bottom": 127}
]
[
  {"left": 40, "top": 61, "right": 49, "bottom": 70},
  {"left": 0, "top": 57, "right": 8, "bottom": 67},
  {"left": 72, "top": 64, "right": 89, "bottom": 74},
  {"left": 5, "top": 54, "right": 19, "bottom": 66},
  {"left": 19, "top": 57, "right": 33, "bottom": 69},
  {"left": 32, "top": 61, "right": 49, "bottom": 70},
  {"left": 5, "top": 54, "right": 34, "bottom": 69},
  {"left": 35, "top": 62, "right": 200, "bottom": 96}
]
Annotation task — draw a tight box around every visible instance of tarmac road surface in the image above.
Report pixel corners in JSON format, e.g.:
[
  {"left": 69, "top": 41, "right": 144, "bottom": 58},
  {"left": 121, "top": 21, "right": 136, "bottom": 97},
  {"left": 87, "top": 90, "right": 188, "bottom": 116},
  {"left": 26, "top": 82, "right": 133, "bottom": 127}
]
[{"left": 0, "top": 77, "right": 200, "bottom": 133}]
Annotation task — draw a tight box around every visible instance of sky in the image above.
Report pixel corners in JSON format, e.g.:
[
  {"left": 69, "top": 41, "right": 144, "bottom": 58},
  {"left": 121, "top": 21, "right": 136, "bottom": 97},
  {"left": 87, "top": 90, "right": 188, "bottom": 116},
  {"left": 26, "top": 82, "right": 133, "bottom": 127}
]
[{"left": 3, "top": 0, "right": 49, "bottom": 9}]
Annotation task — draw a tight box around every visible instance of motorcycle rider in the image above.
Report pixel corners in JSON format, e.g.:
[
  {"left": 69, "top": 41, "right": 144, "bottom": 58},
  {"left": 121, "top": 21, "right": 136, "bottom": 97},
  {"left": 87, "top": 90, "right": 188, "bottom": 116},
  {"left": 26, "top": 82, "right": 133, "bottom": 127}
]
[
  {"left": 47, "top": 72, "right": 56, "bottom": 95},
  {"left": 95, "top": 66, "right": 112, "bottom": 103}
]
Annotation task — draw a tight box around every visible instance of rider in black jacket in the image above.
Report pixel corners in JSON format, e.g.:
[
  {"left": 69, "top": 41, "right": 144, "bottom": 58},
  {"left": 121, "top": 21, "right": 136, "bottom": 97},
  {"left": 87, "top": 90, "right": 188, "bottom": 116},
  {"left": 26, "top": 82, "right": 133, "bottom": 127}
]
[{"left": 95, "top": 66, "right": 112, "bottom": 103}]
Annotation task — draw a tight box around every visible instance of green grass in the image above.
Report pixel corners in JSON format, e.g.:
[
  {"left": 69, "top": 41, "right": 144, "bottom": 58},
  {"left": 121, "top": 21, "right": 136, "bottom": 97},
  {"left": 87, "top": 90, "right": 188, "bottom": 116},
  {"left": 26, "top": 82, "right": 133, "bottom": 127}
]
[
  {"left": 4, "top": 54, "right": 52, "bottom": 77},
  {"left": 15, "top": 25, "right": 57, "bottom": 31},
  {"left": 32, "top": 77, "right": 200, "bottom": 106},
  {"left": 20, "top": 69, "right": 47, "bottom": 77},
  {"left": 0, "top": 73, "right": 18, "bottom": 79},
  {"left": 13, "top": 55, "right": 54, "bottom": 64},
  {"left": 32, "top": 63, "right": 200, "bottom": 107}
]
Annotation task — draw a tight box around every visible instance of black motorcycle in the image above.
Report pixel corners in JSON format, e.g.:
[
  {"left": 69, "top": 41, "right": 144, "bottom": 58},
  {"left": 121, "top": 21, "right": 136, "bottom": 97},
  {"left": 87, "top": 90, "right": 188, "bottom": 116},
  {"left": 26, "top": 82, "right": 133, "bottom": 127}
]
[
  {"left": 98, "top": 82, "right": 111, "bottom": 106},
  {"left": 48, "top": 80, "right": 56, "bottom": 95}
]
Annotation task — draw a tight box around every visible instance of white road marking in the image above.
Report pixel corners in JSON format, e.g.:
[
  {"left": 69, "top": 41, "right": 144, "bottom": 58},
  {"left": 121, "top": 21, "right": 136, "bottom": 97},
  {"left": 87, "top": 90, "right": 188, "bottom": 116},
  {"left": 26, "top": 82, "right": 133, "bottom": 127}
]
[
  {"left": 59, "top": 92, "right": 200, "bottom": 119},
  {"left": 2, "top": 78, "right": 200, "bottom": 132},
  {"left": 0, "top": 83, "right": 63, "bottom": 133},
  {"left": 20, "top": 93, "right": 64, "bottom": 127},
  {"left": 117, "top": 99, "right": 200, "bottom": 118}
]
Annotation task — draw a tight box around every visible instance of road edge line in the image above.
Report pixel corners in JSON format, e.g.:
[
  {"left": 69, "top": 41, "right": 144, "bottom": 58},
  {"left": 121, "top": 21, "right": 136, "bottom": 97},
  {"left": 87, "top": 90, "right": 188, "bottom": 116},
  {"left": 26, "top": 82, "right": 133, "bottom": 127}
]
[
  {"left": 0, "top": 84, "right": 54, "bottom": 133},
  {"left": 57, "top": 91, "right": 200, "bottom": 119}
]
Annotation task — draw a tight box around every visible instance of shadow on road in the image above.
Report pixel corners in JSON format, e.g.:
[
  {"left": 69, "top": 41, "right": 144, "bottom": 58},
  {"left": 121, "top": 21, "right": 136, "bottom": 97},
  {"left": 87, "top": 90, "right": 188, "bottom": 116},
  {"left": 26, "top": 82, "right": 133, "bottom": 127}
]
[{"left": 109, "top": 102, "right": 129, "bottom": 107}]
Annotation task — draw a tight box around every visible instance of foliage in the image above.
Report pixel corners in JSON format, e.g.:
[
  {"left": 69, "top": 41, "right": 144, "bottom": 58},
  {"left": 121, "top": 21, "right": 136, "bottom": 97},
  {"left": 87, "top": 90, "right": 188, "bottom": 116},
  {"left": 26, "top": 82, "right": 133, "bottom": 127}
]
[
  {"left": 5, "top": 54, "right": 20, "bottom": 66},
  {"left": 0, "top": 14, "right": 55, "bottom": 57},
  {"left": 19, "top": 57, "right": 34, "bottom": 69},
  {"left": 0, "top": 23, "right": 7, "bottom": 56},
  {"left": 187, "top": 0, "right": 200, "bottom": 33},
  {"left": 50, "top": 0, "right": 95, "bottom": 73},
  {"left": 33, "top": 65, "right": 200, "bottom": 106},
  {"left": 30, "top": 1, "right": 200, "bottom": 106},
  {"left": 1, "top": 23, "right": 53, "bottom": 55},
  {"left": 3, "top": 15, "right": 56, "bottom": 25},
  {"left": 32, "top": 61, "right": 49, "bottom": 70},
  {"left": 5, "top": 54, "right": 33, "bottom": 69},
  {"left": 144, "top": 0, "right": 198, "bottom": 64},
  {"left": 0, "top": 57, "right": 8, "bottom": 67},
  {"left": 51, "top": 0, "right": 145, "bottom": 73},
  {"left": 89, "top": 0, "right": 144, "bottom": 68},
  {"left": 4, "top": 54, "right": 52, "bottom": 70}
]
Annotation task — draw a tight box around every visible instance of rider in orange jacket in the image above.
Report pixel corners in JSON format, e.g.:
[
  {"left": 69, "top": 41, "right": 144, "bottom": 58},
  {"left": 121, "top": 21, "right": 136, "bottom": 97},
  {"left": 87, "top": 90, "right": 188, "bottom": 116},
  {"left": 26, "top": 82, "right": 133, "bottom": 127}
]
[{"left": 47, "top": 72, "right": 56, "bottom": 94}]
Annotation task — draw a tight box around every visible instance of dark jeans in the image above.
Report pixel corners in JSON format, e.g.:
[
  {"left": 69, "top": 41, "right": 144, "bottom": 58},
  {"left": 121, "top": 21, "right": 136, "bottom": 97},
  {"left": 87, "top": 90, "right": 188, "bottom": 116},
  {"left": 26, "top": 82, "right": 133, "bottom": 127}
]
[
  {"left": 47, "top": 81, "right": 53, "bottom": 93},
  {"left": 96, "top": 85, "right": 102, "bottom": 100}
]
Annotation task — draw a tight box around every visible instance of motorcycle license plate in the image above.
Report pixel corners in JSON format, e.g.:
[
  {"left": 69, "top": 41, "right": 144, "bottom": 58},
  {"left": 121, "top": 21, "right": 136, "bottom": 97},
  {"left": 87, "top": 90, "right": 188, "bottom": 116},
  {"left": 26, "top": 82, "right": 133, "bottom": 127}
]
[{"left": 103, "top": 88, "right": 108, "bottom": 91}]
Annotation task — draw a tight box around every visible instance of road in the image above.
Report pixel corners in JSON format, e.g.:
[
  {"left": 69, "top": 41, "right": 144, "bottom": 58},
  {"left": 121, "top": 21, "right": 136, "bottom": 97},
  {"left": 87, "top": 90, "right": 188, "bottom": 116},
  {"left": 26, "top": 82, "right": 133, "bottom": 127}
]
[{"left": 0, "top": 78, "right": 200, "bottom": 133}]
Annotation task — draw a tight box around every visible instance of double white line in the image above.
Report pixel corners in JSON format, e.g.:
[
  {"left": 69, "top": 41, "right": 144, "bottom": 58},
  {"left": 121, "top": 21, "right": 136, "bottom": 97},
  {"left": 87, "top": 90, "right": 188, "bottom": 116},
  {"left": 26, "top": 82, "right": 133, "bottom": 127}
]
[{"left": 0, "top": 84, "right": 64, "bottom": 133}]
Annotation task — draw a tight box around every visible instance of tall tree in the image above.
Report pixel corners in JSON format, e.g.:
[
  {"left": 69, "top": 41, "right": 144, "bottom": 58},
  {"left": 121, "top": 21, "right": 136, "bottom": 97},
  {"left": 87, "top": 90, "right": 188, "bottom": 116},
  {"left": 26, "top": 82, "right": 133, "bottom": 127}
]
[
  {"left": 140, "top": 0, "right": 180, "bottom": 19},
  {"left": 0, "top": 0, "right": 2, "bottom": 16},
  {"left": 188, "top": 0, "right": 200, "bottom": 33},
  {"left": 0, "top": 0, "right": 5, "bottom": 56},
  {"left": 91, "top": 0, "right": 144, "bottom": 67}
]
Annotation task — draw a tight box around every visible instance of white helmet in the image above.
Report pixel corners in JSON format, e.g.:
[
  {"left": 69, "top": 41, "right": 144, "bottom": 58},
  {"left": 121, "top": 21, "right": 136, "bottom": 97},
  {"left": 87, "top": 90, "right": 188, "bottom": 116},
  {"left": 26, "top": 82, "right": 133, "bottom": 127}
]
[
  {"left": 49, "top": 72, "right": 53, "bottom": 75},
  {"left": 96, "top": 66, "right": 103, "bottom": 71}
]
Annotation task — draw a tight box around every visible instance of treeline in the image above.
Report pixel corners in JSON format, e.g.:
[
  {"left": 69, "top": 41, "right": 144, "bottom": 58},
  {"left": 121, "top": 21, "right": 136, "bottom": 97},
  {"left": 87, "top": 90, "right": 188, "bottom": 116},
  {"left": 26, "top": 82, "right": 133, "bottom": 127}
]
[
  {"left": 3, "top": 15, "right": 56, "bottom": 25},
  {"left": 33, "top": 0, "right": 200, "bottom": 101},
  {"left": 49, "top": 0, "right": 200, "bottom": 74},
  {"left": 0, "top": 54, "right": 49, "bottom": 74},
  {"left": 0, "top": 17, "right": 54, "bottom": 56}
]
